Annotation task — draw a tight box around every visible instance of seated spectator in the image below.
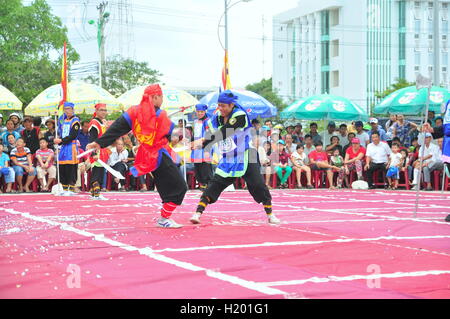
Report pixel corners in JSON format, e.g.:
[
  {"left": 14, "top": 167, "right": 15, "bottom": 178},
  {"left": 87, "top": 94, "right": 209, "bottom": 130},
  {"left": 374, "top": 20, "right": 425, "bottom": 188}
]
[
  {"left": 169, "top": 132, "right": 193, "bottom": 177},
  {"left": 250, "top": 135, "right": 271, "bottom": 187},
  {"left": 411, "top": 133, "right": 443, "bottom": 191},
  {"left": 0, "top": 143, "right": 15, "bottom": 193},
  {"left": 385, "top": 114, "right": 397, "bottom": 147},
  {"left": 76, "top": 120, "right": 90, "bottom": 152},
  {"left": 344, "top": 137, "right": 366, "bottom": 182},
  {"left": 343, "top": 132, "right": 356, "bottom": 155},
  {"left": 398, "top": 148, "right": 411, "bottom": 182},
  {"left": 10, "top": 138, "right": 36, "bottom": 192},
  {"left": 108, "top": 138, "right": 129, "bottom": 190},
  {"left": 320, "top": 121, "right": 338, "bottom": 147},
  {"left": 44, "top": 118, "right": 56, "bottom": 150},
  {"left": 308, "top": 141, "right": 340, "bottom": 189},
  {"left": 1, "top": 119, "right": 20, "bottom": 146},
  {"left": 303, "top": 134, "right": 315, "bottom": 163},
  {"left": 270, "top": 140, "right": 292, "bottom": 188},
  {"left": 386, "top": 143, "right": 402, "bottom": 190},
  {"left": 368, "top": 118, "right": 387, "bottom": 142},
  {"left": 270, "top": 131, "right": 280, "bottom": 151},
  {"left": 365, "top": 131, "right": 392, "bottom": 189},
  {"left": 5, "top": 133, "right": 17, "bottom": 156},
  {"left": 284, "top": 133, "right": 297, "bottom": 155},
  {"left": 21, "top": 116, "right": 41, "bottom": 154},
  {"left": 393, "top": 114, "right": 418, "bottom": 147},
  {"left": 290, "top": 144, "right": 313, "bottom": 189},
  {"left": 325, "top": 135, "right": 343, "bottom": 156},
  {"left": 330, "top": 147, "right": 345, "bottom": 188},
  {"left": 131, "top": 140, "right": 148, "bottom": 191},
  {"left": 354, "top": 121, "right": 370, "bottom": 147},
  {"left": 35, "top": 138, "right": 56, "bottom": 192}
]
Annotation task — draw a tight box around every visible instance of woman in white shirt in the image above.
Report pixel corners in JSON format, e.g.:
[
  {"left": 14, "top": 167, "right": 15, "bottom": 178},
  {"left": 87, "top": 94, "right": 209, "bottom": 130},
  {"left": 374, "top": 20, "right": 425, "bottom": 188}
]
[
  {"left": 290, "top": 144, "right": 313, "bottom": 188},
  {"left": 108, "top": 138, "right": 129, "bottom": 190}
]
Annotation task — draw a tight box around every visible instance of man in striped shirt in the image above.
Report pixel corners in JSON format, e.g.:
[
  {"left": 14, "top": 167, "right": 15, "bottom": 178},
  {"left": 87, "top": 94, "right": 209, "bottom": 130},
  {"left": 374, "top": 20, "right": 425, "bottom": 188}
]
[{"left": 10, "top": 138, "right": 36, "bottom": 192}]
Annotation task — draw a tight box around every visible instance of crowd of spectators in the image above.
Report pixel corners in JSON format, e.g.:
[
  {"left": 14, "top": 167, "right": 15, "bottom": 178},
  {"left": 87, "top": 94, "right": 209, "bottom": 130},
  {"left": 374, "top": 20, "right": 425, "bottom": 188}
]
[{"left": 0, "top": 111, "right": 448, "bottom": 193}]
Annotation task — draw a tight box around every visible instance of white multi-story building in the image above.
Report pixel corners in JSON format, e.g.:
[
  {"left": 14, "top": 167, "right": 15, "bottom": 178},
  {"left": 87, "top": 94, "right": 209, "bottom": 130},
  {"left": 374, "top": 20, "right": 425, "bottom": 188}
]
[{"left": 273, "top": 0, "right": 450, "bottom": 113}]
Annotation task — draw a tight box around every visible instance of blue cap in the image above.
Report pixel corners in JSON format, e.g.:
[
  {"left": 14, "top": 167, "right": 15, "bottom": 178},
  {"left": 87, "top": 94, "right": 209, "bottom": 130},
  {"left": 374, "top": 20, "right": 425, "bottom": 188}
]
[
  {"left": 195, "top": 103, "right": 208, "bottom": 111},
  {"left": 278, "top": 139, "right": 285, "bottom": 145},
  {"left": 63, "top": 102, "right": 74, "bottom": 108},
  {"left": 261, "top": 125, "right": 270, "bottom": 131}
]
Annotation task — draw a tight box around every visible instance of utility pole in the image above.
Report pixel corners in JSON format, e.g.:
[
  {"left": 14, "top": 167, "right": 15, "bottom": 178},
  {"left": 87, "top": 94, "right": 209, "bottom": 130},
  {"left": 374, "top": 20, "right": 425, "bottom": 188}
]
[
  {"left": 433, "top": 0, "right": 440, "bottom": 85},
  {"left": 97, "top": 1, "right": 109, "bottom": 88}
]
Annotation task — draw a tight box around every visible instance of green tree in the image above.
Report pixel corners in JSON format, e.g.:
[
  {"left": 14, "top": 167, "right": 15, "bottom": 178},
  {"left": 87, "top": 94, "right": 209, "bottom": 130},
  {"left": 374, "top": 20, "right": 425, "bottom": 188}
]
[
  {"left": 0, "top": 0, "right": 79, "bottom": 110},
  {"left": 375, "top": 78, "right": 415, "bottom": 99},
  {"left": 84, "top": 55, "right": 162, "bottom": 97},
  {"left": 245, "top": 78, "right": 287, "bottom": 113}
]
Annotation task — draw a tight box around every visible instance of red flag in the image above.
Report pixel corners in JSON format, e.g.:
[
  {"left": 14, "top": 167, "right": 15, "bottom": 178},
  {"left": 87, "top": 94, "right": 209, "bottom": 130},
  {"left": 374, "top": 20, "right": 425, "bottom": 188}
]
[
  {"left": 221, "top": 50, "right": 231, "bottom": 90},
  {"left": 58, "top": 42, "right": 68, "bottom": 112}
]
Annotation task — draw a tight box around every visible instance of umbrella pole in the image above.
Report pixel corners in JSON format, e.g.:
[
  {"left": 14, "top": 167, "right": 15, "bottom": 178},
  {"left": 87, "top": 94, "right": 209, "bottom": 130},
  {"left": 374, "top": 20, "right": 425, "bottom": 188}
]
[
  {"left": 182, "top": 111, "right": 187, "bottom": 183},
  {"left": 413, "top": 86, "right": 431, "bottom": 218},
  {"left": 55, "top": 112, "right": 61, "bottom": 193}
]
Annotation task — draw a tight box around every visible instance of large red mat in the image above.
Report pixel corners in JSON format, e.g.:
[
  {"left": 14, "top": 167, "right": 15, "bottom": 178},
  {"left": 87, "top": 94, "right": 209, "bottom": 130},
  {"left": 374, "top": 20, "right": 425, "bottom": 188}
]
[{"left": 1, "top": 189, "right": 449, "bottom": 299}]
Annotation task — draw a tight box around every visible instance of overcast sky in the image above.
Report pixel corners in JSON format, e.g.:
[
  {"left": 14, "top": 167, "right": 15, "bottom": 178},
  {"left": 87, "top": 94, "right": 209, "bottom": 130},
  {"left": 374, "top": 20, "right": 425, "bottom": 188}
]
[{"left": 39, "top": 0, "right": 299, "bottom": 89}]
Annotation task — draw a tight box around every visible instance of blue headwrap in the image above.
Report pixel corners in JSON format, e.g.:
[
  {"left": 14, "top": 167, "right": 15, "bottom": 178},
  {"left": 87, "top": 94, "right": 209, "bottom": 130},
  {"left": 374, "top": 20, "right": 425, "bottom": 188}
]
[
  {"left": 218, "top": 90, "right": 238, "bottom": 105},
  {"left": 195, "top": 103, "right": 208, "bottom": 111},
  {"left": 63, "top": 101, "right": 74, "bottom": 108}
]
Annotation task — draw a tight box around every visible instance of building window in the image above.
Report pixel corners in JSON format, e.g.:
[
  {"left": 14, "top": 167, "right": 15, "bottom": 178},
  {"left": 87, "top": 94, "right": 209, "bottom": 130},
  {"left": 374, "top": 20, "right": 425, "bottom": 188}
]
[
  {"left": 443, "top": 52, "right": 449, "bottom": 66},
  {"left": 331, "top": 39, "right": 339, "bottom": 57},
  {"left": 331, "top": 70, "right": 339, "bottom": 88}
]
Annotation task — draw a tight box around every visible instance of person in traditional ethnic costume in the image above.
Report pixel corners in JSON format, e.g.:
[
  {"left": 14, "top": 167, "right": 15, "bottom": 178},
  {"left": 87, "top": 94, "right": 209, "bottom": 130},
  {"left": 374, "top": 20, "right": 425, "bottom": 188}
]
[
  {"left": 441, "top": 101, "right": 450, "bottom": 222},
  {"left": 54, "top": 102, "right": 80, "bottom": 196},
  {"left": 189, "top": 90, "right": 281, "bottom": 225},
  {"left": 86, "top": 84, "right": 187, "bottom": 228}
]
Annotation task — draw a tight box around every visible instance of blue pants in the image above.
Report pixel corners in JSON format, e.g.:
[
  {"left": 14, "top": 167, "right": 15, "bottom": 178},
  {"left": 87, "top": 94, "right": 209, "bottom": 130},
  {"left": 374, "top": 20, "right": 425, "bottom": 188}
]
[{"left": 13, "top": 165, "right": 37, "bottom": 177}]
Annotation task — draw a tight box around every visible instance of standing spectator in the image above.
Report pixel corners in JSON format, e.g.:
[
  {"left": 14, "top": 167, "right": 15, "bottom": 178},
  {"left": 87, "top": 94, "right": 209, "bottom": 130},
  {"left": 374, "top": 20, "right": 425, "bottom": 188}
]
[
  {"left": 270, "top": 140, "right": 292, "bottom": 188},
  {"left": 292, "top": 123, "right": 303, "bottom": 144},
  {"left": 290, "top": 144, "right": 313, "bottom": 188},
  {"left": 365, "top": 132, "right": 392, "bottom": 189},
  {"left": 0, "top": 143, "right": 15, "bottom": 193},
  {"left": 432, "top": 116, "right": 444, "bottom": 140},
  {"left": 108, "top": 138, "right": 129, "bottom": 190},
  {"left": 10, "top": 138, "right": 36, "bottom": 192},
  {"left": 392, "top": 114, "right": 418, "bottom": 147},
  {"left": 250, "top": 135, "right": 271, "bottom": 187},
  {"left": 284, "top": 133, "right": 297, "bottom": 155},
  {"left": 303, "top": 134, "right": 315, "bottom": 163},
  {"left": 262, "top": 141, "right": 273, "bottom": 188},
  {"left": 33, "top": 117, "right": 42, "bottom": 131},
  {"left": 330, "top": 147, "right": 345, "bottom": 188},
  {"left": 264, "top": 119, "right": 273, "bottom": 131},
  {"left": 354, "top": 121, "right": 370, "bottom": 147},
  {"left": 428, "top": 110, "right": 436, "bottom": 126},
  {"left": 21, "top": 116, "right": 41, "bottom": 154},
  {"left": 251, "top": 119, "right": 261, "bottom": 135},
  {"left": 35, "top": 138, "right": 56, "bottom": 192},
  {"left": 325, "top": 135, "right": 343, "bottom": 156},
  {"left": 343, "top": 132, "right": 356, "bottom": 155},
  {"left": 338, "top": 124, "right": 348, "bottom": 147},
  {"left": 0, "top": 114, "right": 4, "bottom": 132},
  {"left": 1, "top": 119, "right": 20, "bottom": 145},
  {"left": 321, "top": 121, "right": 338, "bottom": 147},
  {"left": 368, "top": 118, "right": 387, "bottom": 142},
  {"left": 386, "top": 143, "right": 402, "bottom": 190},
  {"left": 411, "top": 133, "right": 443, "bottom": 190},
  {"left": 308, "top": 141, "right": 339, "bottom": 189},
  {"left": 344, "top": 137, "right": 366, "bottom": 182},
  {"left": 385, "top": 114, "right": 397, "bottom": 146},
  {"left": 8, "top": 113, "right": 24, "bottom": 134},
  {"left": 309, "top": 122, "right": 322, "bottom": 145},
  {"left": 76, "top": 120, "right": 90, "bottom": 151},
  {"left": 44, "top": 118, "right": 56, "bottom": 150}
]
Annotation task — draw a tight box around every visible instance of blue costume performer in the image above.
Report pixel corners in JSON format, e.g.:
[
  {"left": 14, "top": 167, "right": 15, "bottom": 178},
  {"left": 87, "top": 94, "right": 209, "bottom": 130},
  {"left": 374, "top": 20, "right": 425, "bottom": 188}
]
[
  {"left": 55, "top": 102, "right": 80, "bottom": 195},
  {"left": 189, "top": 90, "right": 280, "bottom": 225},
  {"left": 442, "top": 101, "right": 450, "bottom": 222},
  {"left": 191, "top": 103, "right": 213, "bottom": 189}
]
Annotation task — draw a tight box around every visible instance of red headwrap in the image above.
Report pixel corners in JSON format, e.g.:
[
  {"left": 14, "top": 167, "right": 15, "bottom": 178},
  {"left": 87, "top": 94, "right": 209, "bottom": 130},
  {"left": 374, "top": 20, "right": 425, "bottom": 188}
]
[
  {"left": 93, "top": 103, "right": 107, "bottom": 119},
  {"left": 136, "top": 84, "right": 163, "bottom": 135}
]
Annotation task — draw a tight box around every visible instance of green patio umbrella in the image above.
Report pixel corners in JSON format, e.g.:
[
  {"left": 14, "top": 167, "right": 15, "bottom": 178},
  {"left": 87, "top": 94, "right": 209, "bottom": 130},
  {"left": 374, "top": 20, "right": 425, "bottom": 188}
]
[
  {"left": 280, "top": 94, "right": 368, "bottom": 121},
  {"left": 373, "top": 85, "right": 450, "bottom": 115}
]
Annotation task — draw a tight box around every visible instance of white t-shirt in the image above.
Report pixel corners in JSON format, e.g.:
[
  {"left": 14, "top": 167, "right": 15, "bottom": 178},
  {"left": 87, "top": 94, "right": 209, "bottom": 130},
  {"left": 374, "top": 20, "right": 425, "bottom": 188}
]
[
  {"left": 291, "top": 151, "right": 307, "bottom": 166},
  {"left": 355, "top": 131, "right": 370, "bottom": 146},
  {"left": 366, "top": 142, "right": 392, "bottom": 164},
  {"left": 389, "top": 152, "right": 402, "bottom": 167},
  {"left": 422, "top": 143, "right": 442, "bottom": 165}
]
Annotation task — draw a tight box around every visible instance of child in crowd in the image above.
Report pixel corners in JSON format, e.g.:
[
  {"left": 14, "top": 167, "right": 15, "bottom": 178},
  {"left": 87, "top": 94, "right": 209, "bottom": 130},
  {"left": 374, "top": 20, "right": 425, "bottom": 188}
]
[
  {"left": 35, "top": 138, "right": 56, "bottom": 192},
  {"left": 0, "top": 143, "right": 15, "bottom": 193},
  {"left": 386, "top": 143, "right": 402, "bottom": 190},
  {"left": 10, "top": 138, "right": 36, "bottom": 192},
  {"left": 270, "top": 140, "right": 292, "bottom": 188},
  {"left": 330, "top": 147, "right": 345, "bottom": 188},
  {"left": 290, "top": 144, "right": 313, "bottom": 188}
]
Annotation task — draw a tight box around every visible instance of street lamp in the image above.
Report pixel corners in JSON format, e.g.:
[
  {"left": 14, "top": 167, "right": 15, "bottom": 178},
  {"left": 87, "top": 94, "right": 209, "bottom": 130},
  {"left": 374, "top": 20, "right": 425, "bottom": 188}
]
[
  {"left": 88, "top": 2, "right": 109, "bottom": 88},
  {"left": 218, "top": 0, "right": 253, "bottom": 51}
]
